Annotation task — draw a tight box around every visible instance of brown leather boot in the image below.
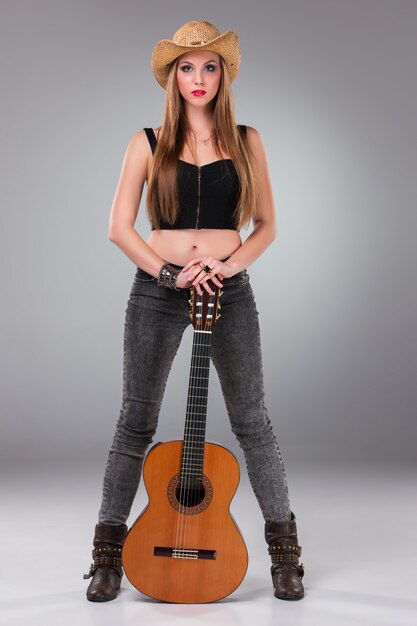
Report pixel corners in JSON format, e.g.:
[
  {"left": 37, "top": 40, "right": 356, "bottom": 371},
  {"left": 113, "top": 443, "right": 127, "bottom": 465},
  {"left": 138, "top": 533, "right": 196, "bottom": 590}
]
[
  {"left": 264, "top": 511, "right": 305, "bottom": 600},
  {"left": 83, "top": 522, "right": 128, "bottom": 602}
]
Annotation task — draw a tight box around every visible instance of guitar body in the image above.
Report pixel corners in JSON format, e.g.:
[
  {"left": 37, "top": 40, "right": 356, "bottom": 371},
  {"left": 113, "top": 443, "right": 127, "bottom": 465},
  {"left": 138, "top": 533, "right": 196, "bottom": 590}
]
[{"left": 122, "top": 439, "right": 248, "bottom": 603}]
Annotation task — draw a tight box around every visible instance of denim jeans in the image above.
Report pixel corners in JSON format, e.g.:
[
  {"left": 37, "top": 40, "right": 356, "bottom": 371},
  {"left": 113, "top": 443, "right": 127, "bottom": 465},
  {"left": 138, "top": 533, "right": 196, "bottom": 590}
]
[{"left": 98, "top": 259, "right": 292, "bottom": 525}]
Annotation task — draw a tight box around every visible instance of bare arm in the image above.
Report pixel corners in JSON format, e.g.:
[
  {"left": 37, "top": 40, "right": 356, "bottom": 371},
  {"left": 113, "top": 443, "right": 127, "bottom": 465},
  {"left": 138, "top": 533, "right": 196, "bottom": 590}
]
[
  {"left": 108, "top": 130, "right": 165, "bottom": 277},
  {"left": 225, "top": 126, "right": 277, "bottom": 274}
]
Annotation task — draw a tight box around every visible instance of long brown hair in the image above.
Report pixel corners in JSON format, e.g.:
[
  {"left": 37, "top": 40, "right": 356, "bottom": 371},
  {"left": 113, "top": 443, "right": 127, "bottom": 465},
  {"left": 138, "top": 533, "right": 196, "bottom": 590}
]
[{"left": 146, "top": 54, "right": 257, "bottom": 231}]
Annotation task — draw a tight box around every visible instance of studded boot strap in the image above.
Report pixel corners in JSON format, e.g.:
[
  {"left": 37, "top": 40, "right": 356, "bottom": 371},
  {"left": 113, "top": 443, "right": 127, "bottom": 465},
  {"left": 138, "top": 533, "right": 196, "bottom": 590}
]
[
  {"left": 268, "top": 543, "right": 305, "bottom": 577},
  {"left": 83, "top": 545, "right": 123, "bottom": 579}
]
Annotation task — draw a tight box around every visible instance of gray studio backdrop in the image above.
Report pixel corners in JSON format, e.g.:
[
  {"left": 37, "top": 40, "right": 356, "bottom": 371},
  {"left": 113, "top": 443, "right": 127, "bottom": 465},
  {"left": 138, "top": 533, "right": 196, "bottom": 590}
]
[{"left": 1, "top": 0, "right": 416, "bottom": 474}]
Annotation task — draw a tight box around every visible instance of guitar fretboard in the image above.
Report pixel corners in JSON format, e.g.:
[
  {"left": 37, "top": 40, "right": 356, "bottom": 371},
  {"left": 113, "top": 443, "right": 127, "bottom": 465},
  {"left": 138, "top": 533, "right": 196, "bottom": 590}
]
[{"left": 180, "top": 330, "right": 211, "bottom": 481}]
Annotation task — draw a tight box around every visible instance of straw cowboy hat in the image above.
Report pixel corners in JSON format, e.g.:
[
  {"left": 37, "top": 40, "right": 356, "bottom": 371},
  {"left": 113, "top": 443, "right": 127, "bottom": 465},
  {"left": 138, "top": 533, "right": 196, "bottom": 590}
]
[{"left": 151, "top": 20, "right": 241, "bottom": 89}]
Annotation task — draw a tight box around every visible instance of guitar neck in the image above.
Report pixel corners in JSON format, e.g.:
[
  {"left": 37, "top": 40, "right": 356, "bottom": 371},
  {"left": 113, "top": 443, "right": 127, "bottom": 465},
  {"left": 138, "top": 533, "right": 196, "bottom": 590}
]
[{"left": 181, "top": 328, "right": 212, "bottom": 482}]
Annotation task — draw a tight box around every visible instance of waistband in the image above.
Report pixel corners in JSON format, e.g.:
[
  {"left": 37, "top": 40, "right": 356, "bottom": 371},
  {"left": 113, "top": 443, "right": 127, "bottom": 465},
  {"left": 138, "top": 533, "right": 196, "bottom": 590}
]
[{"left": 166, "top": 255, "right": 231, "bottom": 270}]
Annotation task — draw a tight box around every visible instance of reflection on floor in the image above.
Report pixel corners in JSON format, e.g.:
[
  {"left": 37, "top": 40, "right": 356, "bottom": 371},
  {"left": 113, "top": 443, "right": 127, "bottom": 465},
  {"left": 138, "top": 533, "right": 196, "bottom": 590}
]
[{"left": 1, "top": 462, "right": 416, "bottom": 626}]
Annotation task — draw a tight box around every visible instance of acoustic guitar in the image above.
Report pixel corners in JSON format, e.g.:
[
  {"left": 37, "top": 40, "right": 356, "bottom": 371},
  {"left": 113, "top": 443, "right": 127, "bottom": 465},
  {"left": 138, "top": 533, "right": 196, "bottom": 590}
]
[{"left": 122, "top": 281, "right": 248, "bottom": 603}]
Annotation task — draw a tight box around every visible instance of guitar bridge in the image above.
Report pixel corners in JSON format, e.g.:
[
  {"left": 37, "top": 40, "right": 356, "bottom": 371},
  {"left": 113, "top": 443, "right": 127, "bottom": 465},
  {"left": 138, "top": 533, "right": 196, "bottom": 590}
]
[{"left": 154, "top": 546, "right": 216, "bottom": 560}]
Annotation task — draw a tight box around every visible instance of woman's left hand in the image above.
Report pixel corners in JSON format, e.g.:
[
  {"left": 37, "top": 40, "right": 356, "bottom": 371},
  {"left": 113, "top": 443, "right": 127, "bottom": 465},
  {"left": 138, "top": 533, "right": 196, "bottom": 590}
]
[{"left": 182, "top": 256, "right": 234, "bottom": 295}]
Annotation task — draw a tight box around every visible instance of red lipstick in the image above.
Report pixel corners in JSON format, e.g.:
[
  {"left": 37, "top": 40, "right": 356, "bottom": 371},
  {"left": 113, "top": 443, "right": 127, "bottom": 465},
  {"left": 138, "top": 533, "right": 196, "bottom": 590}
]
[{"left": 192, "top": 90, "right": 206, "bottom": 96}]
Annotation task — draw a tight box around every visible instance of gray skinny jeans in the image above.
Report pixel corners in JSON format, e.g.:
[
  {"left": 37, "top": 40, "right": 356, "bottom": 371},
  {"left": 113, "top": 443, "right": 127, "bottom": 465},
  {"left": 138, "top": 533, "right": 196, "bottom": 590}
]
[{"left": 98, "top": 260, "right": 292, "bottom": 525}]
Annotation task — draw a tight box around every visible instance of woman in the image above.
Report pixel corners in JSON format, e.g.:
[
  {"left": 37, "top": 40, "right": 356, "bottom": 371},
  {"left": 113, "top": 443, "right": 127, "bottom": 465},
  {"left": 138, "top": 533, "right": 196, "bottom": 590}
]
[{"left": 83, "top": 20, "right": 305, "bottom": 603}]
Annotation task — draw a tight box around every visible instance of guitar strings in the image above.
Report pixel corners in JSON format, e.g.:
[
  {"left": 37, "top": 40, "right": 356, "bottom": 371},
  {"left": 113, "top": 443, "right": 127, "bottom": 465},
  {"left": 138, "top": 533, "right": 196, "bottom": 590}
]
[
  {"left": 184, "top": 286, "right": 208, "bottom": 554},
  {"left": 185, "top": 294, "right": 200, "bottom": 554},
  {"left": 175, "top": 294, "right": 191, "bottom": 554},
  {"left": 190, "top": 289, "right": 211, "bottom": 555},
  {"left": 175, "top": 285, "right": 214, "bottom": 557},
  {"left": 177, "top": 286, "right": 203, "bottom": 555},
  {"left": 189, "top": 286, "right": 212, "bottom": 556},
  {"left": 175, "top": 285, "right": 201, "bottom": 554},
  {"left": 180, "top": 295, "right": 199, "bottom": 553}
]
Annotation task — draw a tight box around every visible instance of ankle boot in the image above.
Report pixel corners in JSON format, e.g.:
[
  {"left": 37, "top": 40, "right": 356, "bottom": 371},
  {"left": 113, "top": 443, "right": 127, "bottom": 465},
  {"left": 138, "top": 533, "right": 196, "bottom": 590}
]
[
  {"left": 264, "top": 511, "right": 305, "bottom": 600},
  {"left": 83, "top": 522, "right": 128, "bottom": 602}
]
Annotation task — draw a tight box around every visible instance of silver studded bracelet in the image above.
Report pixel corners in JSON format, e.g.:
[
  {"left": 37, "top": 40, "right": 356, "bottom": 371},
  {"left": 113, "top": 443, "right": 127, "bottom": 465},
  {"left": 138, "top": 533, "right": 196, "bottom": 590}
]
[{"left": 157, "top": 260, "right": 181, "bottom": 290}]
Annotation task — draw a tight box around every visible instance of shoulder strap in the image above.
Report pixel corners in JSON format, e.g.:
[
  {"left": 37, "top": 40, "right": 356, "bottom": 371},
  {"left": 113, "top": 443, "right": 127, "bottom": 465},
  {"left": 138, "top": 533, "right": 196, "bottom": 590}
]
[
  {"left": 237, "top": 124, "right": 247, "bottom": 138},
  {"left": 143, "top": 127, "right": 157, "bottom": 154}
]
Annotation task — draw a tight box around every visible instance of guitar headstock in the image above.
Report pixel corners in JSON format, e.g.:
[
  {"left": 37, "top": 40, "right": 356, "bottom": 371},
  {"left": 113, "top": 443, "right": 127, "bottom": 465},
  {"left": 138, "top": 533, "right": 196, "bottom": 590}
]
[{"left": 188, "top": 280, "right": 222, "bottom": 331}]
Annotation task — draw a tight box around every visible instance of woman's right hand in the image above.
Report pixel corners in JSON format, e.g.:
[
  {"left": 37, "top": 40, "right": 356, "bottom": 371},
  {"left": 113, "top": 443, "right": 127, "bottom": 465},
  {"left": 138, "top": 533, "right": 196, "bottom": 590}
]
[
  {"left": 174, "top": 269, "right": 193, "bottom": 290},
  {"left": 175, "top": 267, "right": 222, "bottom": 295}
]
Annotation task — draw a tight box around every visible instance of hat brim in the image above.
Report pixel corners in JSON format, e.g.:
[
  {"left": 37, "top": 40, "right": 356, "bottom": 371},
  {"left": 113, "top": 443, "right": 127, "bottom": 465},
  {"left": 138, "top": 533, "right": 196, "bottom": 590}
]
[{"left": 151, "top": 29, "right": 240, "bottom": 89}]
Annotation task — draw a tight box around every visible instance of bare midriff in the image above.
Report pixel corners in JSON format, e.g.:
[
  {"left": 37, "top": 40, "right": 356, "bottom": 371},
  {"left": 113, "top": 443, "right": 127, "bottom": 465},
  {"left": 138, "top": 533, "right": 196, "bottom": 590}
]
[{"left": 146, "top": 228, "right": 242, "bottom": 267}]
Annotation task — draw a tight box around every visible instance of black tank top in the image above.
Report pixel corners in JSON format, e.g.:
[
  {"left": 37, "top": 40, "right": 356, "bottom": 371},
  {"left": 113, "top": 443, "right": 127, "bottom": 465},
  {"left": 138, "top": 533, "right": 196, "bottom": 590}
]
[{"left": 143, "top": 126, "right": 246, "bottom": 230}]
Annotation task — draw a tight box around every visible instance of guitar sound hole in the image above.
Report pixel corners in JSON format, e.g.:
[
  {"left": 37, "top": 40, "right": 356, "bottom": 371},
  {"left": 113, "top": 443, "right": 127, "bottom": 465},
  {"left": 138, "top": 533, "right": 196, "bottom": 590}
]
[
  {"left": 175, "top": 479, "right": 205, "bottom": 508},
  {"left": 168, "top": 473, "right": 213, "bottom": 514}
]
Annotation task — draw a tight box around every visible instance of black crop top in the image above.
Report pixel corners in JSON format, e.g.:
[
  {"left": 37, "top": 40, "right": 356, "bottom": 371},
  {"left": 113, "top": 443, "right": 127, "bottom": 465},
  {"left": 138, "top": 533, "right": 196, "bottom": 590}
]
[{"left": 144, "top": 126, "right": 246, "bottom": 230}]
